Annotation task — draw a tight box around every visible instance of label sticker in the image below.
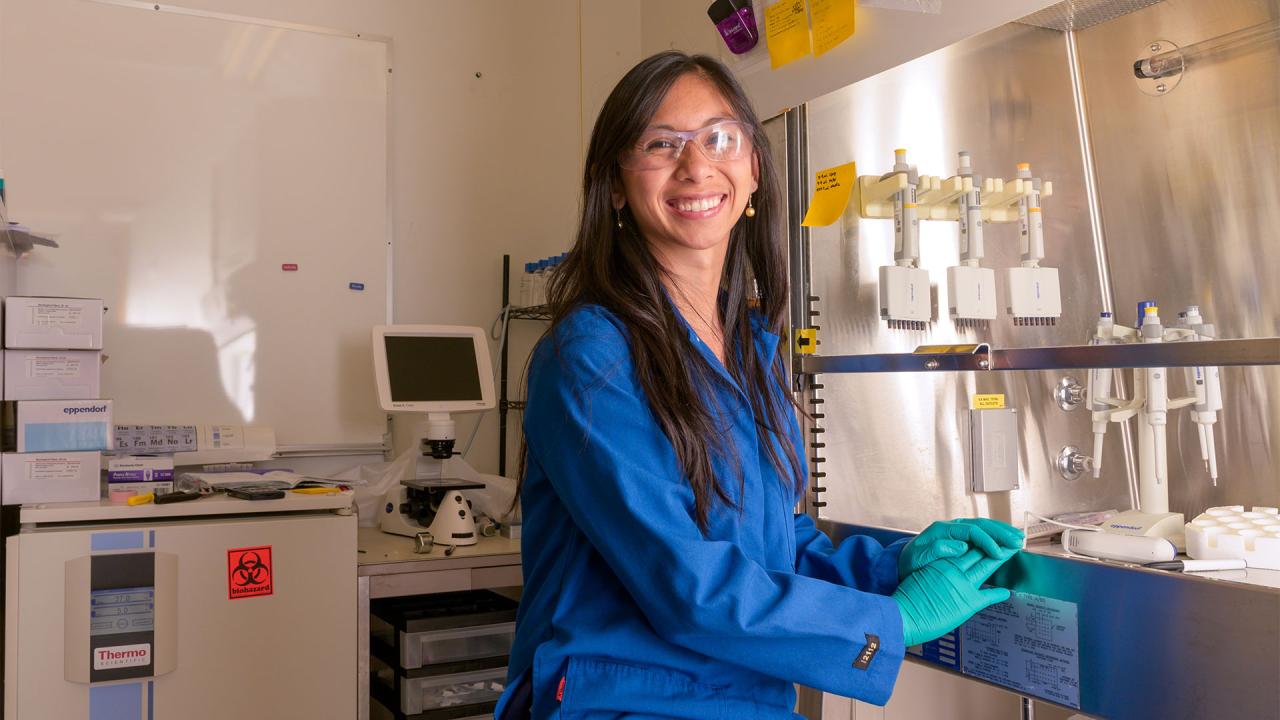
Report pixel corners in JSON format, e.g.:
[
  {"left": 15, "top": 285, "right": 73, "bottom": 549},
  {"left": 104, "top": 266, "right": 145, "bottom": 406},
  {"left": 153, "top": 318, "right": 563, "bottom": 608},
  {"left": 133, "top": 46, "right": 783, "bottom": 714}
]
[
  {"left": 962, "top": 592, "right": 1080, "bottom": 709},
  {"left": 27, "top": 355, "right": 83, "bottom": 378},
  {"left": 25, "top": 456, "right": 85, "bottom": 482},
  {"left": 94, "top": 643, "right": 151, "bottom": 670},
  {"left": 281, "top": 263, "right": 299, "bottom": 271},
  {"left": 31, "top": 303, "right": 85, "bottom": 328},
  {"left": 227, "top": 546, "right": 274, "bottom": 599},
  {"left": 349, "top": 282, "right": 365, "bottom": 291},
  {"left": 973, "top": 394, "right": 1007, "bottom": 409},
  {"left": 207, "top": 425, "right": 244, "bottom": 449}
]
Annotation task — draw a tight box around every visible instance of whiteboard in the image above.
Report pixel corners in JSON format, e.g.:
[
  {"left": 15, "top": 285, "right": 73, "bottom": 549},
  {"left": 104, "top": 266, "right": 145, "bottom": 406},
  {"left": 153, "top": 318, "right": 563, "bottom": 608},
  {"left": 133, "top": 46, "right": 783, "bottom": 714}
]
[{"left": 0, "top": 0, "right": 390, "bottom": 449}]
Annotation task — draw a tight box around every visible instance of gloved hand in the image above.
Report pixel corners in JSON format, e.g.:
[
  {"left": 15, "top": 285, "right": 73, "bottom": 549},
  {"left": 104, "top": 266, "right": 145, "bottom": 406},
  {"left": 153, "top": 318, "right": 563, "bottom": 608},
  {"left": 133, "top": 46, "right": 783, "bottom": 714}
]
[
  {"left": 898, "top": 518, "right": 1024, "bottom": 580},
  {"left": 892, "top": 548, "right": 1018, "bottom": 647}
]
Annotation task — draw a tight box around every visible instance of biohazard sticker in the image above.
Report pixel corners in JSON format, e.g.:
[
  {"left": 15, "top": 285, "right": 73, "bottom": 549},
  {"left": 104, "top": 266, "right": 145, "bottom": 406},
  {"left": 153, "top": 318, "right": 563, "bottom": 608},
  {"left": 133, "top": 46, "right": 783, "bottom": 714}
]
[{"left": 227, "top": 546, "right": 273, "bottom": 599}]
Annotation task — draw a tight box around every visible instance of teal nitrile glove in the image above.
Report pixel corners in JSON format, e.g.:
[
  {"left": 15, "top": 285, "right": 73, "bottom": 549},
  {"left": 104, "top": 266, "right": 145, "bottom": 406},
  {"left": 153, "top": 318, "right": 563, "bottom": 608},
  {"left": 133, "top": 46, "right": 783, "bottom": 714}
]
[
  {"left": 898, "top": 518, "right": 1025, "bottom": 580},
  {"left": 891, "top": 549, "right": 1017, "bottom": 647}
]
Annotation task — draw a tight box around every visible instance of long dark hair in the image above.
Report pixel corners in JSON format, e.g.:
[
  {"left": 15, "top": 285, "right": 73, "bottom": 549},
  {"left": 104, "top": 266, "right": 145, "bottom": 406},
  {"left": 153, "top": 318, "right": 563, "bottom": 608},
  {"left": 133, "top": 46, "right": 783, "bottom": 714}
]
[{"left": 527, "top": 51, "right": 802, "bottom": 532}]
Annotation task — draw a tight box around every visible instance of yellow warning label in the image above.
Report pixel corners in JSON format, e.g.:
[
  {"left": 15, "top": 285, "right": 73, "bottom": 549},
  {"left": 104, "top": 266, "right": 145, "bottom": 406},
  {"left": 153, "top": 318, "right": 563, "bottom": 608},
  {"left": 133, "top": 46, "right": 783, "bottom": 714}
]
[
  {"left": 972, "top": 394, "right": 1006, "bottom": 409},
  {"left": 795, "top": 328, "right": 818, "bottom": 355}
]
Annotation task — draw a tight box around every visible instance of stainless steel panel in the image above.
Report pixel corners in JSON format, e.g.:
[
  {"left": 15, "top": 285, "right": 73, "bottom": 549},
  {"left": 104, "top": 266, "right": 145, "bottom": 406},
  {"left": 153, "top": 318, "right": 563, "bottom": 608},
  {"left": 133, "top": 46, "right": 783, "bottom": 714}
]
[
  {"left": 1076, "top": 0, "right": 1280, "bottom": 516},
  {"left": 803, "top": 23, "right": 1132, "bottom": 531},
  {"left": 825, "top": 520, "right": 1280, "bottom": 720}
]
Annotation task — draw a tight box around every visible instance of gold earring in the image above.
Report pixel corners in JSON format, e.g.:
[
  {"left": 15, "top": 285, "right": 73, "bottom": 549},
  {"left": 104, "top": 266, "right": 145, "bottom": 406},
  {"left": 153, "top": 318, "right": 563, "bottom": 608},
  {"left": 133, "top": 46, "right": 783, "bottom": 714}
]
[
  {"left": 616, "top": 208, "right": 623, "bottom": 228},
  {"left": 744, "top": 194, "right": 756, "bottom": 218}
]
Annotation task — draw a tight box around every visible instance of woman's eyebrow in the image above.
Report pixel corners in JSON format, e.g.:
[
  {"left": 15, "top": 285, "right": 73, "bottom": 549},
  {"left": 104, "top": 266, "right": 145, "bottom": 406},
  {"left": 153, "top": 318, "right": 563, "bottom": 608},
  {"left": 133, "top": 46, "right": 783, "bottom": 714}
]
[{"left": 645, "top": 116, "right": 737, "bottom": 131}]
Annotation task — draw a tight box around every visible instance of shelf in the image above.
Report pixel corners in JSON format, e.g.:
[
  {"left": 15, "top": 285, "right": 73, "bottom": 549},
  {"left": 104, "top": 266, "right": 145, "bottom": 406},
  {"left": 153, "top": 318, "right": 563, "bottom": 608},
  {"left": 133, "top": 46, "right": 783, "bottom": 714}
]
[
  {"left": 798, "top": 337, "right": 1280, "bottom": 374},
  {"left": 508, "top": 306, "right": 551, "bottom": 321}
]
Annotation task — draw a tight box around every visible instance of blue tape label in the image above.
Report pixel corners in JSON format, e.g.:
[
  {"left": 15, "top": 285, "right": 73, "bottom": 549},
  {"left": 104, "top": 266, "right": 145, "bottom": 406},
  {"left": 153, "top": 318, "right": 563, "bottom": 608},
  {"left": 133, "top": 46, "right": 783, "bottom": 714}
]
[
  {"left": 349, "top": 282, "right": 365, "bottom": 291},
  {"left": 908, "top": 630, "right": 961, "bottom": 670},
  {"left": 962, "top": 591, "right": 1080, "bottom": 709}
]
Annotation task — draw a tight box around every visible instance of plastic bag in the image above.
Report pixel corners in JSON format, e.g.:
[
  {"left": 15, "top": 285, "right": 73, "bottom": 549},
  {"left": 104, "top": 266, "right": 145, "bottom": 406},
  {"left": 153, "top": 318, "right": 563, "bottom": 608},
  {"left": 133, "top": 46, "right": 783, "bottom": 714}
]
[{"left": 338, "top": 449, "right": 416, "bottom": 527}]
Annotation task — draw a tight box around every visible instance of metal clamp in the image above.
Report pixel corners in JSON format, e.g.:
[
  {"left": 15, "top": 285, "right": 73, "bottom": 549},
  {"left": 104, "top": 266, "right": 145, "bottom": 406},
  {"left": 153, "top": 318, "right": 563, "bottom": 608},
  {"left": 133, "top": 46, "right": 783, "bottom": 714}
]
[
  {"left": 413, "top": 532, "right": 434, "bottom": 554},
  {"left": 1056, "top": 446, "right": 1092, "bottom": 481},
  {"left": 1055, "top": 376, "right": 1086, "bottom": 411}
]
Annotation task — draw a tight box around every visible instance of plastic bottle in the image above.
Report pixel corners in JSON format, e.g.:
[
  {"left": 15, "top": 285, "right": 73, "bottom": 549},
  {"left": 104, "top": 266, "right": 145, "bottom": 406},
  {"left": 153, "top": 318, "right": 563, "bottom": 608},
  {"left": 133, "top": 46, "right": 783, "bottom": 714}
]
[
  {"left": 519, "top": 262, "right": 536, "bottom": 307},
  {"left": 532, "top": 259, "right": 548, "bottom": 307}
]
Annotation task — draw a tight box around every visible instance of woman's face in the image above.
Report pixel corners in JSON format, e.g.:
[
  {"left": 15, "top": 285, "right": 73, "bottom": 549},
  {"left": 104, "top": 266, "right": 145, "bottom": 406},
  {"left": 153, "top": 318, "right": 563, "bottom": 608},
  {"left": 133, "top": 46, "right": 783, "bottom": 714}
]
[{"left": 615, "top": 73, "right": 758, "bottom": 261}]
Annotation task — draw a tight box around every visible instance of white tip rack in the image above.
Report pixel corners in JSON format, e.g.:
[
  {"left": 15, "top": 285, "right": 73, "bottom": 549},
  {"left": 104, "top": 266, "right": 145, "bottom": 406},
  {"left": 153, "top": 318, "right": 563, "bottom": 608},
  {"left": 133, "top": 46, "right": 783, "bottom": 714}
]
[{"left": 1186, "top": 506, "right": 1280, "bottom": 569}]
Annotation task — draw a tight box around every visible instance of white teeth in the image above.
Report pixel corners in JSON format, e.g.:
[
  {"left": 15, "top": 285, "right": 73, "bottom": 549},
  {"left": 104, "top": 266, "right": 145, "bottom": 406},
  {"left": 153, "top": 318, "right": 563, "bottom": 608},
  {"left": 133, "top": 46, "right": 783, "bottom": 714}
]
[{"left": 675, "top": 195, "right": 723, "bottom": 213}]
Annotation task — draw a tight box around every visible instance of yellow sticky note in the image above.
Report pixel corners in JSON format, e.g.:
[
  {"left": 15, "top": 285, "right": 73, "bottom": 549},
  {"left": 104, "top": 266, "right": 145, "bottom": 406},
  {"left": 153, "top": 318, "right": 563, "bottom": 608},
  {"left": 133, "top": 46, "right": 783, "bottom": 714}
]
[
  {"left": 973, "top": 394, "right": 1007, "bottom": 410},
  {"left": 801, "top": 162, "right": 856, "bottom": 226},
  {"left": 810, "top": 0, "right": 855, "bottom": 57},
  {"left": 765, "top": 0, "right": 812, "bottom": 70}
]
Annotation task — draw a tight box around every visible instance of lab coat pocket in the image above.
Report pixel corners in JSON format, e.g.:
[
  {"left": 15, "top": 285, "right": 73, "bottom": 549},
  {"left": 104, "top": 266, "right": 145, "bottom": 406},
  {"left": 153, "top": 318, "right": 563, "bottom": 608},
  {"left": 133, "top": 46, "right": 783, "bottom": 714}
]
[{"left": 559, "top": 656, "right": 728, "bottom": 719}]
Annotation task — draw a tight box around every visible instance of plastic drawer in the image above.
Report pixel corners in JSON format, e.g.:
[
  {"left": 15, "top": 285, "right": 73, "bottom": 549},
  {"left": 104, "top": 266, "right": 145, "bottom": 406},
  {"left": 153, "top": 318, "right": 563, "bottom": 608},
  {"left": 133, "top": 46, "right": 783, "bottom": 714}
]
[
  {"left": 374, "top": 620, "right": 516, "bottom": 669},
  {"left": 370, "top": 695, "right": 492, "bottom": 720},
  {"left": 372, "top": 654, "right": 506, "bottom": 717},
  {"left": 371, "top": 591, "right": 518, "bottom": 671}
]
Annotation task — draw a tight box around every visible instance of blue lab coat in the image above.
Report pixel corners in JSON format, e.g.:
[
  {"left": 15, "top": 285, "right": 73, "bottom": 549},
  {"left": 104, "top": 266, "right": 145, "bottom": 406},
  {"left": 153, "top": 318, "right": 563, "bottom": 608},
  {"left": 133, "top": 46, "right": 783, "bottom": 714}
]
[{"left": 497, "top": 303, "right": 907, "bottom": 719}]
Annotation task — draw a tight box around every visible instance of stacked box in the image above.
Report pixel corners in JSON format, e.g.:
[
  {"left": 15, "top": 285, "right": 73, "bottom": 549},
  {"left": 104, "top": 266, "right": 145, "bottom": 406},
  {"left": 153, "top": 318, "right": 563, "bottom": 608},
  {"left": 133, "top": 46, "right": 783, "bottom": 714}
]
[
  {"left": 1, "top": 297, "right": 106, "bottom": 505},
  {"left": 105, "top": 454, "right": 174, "bottom": 495}
]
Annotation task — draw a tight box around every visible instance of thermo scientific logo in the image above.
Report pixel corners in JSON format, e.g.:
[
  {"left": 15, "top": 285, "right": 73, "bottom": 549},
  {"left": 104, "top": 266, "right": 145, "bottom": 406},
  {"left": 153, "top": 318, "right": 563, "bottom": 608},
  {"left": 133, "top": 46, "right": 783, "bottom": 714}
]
[
  {"left": 63, "top": 405, "right": 109, "bottom": 415},
  {"left": 94, "top": 644, "right": 151, "bottom": 670}
]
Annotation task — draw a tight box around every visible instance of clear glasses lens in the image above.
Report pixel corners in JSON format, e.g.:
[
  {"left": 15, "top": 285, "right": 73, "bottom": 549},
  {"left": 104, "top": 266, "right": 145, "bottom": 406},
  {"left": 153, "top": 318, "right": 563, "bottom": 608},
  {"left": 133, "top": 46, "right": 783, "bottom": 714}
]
[{"left": 621, "top": 121, "right": 749, "bottom": 170}]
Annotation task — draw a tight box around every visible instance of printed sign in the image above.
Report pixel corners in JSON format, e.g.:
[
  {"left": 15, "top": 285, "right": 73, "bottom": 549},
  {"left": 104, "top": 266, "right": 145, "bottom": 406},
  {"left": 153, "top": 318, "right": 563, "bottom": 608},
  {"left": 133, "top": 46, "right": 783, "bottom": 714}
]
[
  {"left": 94, "top": 643, "right": 151, "bottom": 670},
  {"left": 227, "top": 546, "right": 274, "bottom": 599}
]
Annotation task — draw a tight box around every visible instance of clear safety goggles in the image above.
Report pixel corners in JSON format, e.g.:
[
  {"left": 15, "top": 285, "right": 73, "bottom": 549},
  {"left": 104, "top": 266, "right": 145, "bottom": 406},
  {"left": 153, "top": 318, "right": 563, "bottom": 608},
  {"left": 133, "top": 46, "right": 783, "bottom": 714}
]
[{"left": 619, "top": 120, "right": 751, "bottom": 170}]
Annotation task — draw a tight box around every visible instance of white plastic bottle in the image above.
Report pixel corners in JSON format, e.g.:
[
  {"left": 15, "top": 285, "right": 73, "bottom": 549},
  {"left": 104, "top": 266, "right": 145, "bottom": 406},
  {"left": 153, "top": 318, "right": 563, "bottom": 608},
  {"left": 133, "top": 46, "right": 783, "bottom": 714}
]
[{"left": 519, "top": 262, "right": 536, "bottom": 308}]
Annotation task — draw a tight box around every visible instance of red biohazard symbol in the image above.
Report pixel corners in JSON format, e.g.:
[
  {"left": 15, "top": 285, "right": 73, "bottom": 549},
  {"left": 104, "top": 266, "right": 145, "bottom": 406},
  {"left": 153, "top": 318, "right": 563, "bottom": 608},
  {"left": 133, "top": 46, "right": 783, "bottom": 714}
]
[{"left": 227, "top": 546, "right": 273, "bottom": 599}]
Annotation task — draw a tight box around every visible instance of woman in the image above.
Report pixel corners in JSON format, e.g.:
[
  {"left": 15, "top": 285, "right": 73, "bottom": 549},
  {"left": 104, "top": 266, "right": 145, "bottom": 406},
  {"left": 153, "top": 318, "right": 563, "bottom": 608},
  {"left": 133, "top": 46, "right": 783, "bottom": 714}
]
[{"left": 497, "top": 51, "right": 1022, "bottom": 719}]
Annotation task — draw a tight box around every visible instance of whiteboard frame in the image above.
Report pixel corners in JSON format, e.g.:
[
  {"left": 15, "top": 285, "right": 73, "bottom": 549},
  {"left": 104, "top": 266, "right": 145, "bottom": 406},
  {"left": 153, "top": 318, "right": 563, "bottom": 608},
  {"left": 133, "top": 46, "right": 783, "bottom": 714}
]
[{"left": 79, "top": 0, "right": 396, "bottom": 458}]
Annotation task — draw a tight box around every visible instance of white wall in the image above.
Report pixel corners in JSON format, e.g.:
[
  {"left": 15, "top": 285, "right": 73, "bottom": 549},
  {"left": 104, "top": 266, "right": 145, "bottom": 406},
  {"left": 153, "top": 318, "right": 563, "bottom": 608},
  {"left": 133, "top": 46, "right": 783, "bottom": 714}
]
[{"left": 0, "top": 0, "right": 642, "bottom": 474}]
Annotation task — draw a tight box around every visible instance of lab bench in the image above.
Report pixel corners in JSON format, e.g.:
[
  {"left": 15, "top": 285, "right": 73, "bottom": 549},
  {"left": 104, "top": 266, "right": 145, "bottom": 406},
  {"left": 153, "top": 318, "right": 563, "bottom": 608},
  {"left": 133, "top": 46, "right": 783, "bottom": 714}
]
[{"left": 357, "top": 528, "right": 522, "bottom": 720}]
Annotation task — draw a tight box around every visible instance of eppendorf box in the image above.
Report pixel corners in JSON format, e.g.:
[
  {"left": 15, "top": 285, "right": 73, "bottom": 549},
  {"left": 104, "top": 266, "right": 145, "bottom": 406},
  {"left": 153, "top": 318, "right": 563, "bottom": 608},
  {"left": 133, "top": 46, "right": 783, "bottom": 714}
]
[
  {"left": 1, "top": 451, "right": 101, "bottom": 504},
  {"left": 2, "top": 399, "right": 113, "bottom": 452},
  {"left": 4, "top": 349, "right": 102, "bottom": 400},
  {"left": 4, "top": 296, "right": 104, "bottom": 350}
]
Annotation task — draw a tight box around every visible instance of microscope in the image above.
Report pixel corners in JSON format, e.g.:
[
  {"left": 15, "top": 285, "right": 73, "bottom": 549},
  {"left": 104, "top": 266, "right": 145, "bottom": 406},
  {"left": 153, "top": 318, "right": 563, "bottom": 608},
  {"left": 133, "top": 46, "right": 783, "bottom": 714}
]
[{"left": 371, "top": 325, "right": 507, "bottom": 547}]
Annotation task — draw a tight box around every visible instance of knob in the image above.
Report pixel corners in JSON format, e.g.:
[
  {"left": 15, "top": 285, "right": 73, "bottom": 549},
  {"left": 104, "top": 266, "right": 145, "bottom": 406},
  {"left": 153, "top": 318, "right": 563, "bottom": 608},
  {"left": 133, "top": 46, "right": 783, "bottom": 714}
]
[{"left": 1055, "top": 376, "right": 1086, "bottom": 412}]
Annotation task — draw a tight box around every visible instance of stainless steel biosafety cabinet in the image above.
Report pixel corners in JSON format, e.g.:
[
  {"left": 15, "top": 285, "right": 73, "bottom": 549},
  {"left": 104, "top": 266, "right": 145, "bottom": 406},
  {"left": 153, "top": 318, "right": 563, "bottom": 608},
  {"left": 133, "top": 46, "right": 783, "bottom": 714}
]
[{"left": 773, "top": 1, "right": 1280, "bottom": 717}]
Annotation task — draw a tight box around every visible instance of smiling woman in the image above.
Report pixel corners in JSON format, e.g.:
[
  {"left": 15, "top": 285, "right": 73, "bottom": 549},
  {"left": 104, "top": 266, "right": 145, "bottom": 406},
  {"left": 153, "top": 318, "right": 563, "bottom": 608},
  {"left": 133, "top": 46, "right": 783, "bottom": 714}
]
[{"left": 495, "top": 51, "right": 1022, "bottom": 720}]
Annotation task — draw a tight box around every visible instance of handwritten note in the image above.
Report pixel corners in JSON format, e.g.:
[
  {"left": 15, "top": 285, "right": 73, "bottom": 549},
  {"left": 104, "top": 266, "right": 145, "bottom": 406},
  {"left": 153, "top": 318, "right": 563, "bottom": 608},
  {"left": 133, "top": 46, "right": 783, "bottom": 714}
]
[
  {"left": 801, "top": 162, "right": 856, "bottom": 226},
  {"left": 765, "top": 0, "right": 812, "bottom": 69},
  {"left": 810, "top": 0, "right": 855, "bottom": 57}
]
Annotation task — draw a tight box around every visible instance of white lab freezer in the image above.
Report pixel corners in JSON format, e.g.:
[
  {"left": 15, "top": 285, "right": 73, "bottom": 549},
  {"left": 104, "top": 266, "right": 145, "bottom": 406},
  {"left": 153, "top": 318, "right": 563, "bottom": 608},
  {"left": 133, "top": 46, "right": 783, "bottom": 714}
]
[{"left": 4, "top": 493, "right": 357, "bottom": 719}]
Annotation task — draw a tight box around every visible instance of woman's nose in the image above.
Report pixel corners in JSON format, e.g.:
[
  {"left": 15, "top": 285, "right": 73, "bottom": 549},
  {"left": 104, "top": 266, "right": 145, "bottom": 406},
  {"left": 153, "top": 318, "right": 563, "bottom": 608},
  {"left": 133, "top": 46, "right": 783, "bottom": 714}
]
[{"left": 675, "top": 141, "right": 716, "bottom": 180}]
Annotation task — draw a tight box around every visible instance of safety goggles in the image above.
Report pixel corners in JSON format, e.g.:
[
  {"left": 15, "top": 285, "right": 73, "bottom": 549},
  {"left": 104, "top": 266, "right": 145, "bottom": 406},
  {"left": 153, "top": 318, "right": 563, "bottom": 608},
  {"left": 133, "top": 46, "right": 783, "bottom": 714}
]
[{"left": 619, "top": 120, "right": 751, "bottom": 170}]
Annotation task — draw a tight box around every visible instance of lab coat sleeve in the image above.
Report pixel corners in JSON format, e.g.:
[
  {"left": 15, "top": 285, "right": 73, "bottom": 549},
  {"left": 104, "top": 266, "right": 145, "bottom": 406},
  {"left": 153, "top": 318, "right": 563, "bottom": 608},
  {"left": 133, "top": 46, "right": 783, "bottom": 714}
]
[
  {"left": 524, "top": 312, "right": 905, "bottom": 705},
  {"left": 793, "top": 514, "right": 908, "bottom": 596}
]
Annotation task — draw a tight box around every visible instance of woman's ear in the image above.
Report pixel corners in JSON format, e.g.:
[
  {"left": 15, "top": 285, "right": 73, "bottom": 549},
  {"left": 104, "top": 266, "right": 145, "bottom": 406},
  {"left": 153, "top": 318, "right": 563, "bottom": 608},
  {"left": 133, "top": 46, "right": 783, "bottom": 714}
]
[
  {"left": 752, "top": 151, "right": 760, "bottom": 193},
  {"left": 611, "top": 176, "right": 626, "bottom": 210}
]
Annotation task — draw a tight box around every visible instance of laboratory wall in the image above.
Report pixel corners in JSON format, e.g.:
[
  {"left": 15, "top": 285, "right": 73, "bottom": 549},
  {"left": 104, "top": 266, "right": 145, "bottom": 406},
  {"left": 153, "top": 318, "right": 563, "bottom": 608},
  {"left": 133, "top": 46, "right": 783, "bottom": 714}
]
[
  {"left": 804, "top": 21, "right": 1132, "bottom": 532},
  {"left": 1073, "top": 0, "right": 1280, "bottom": 513},
  {"left": 0, "top": 0, "right": 643, "bottom": 474}
]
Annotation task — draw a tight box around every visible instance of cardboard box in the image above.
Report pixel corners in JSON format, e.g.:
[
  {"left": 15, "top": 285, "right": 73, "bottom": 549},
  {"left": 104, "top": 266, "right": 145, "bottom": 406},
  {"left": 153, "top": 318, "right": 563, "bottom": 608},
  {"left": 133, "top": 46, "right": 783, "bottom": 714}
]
[
  {"left": 2, "top": 451, "right": 101, "bottom": 504},
  {"left": 3, "top": 399, "right": 113, "bottom": 452},
  {"left": 4, "top": 349, "right": 102, "bottom": 400},
  {"left": 106, "top": 454, "right": 174, "bottom": 484},
  {"left": 4, "top": 296, "right": 104, "bottom": 350}
]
